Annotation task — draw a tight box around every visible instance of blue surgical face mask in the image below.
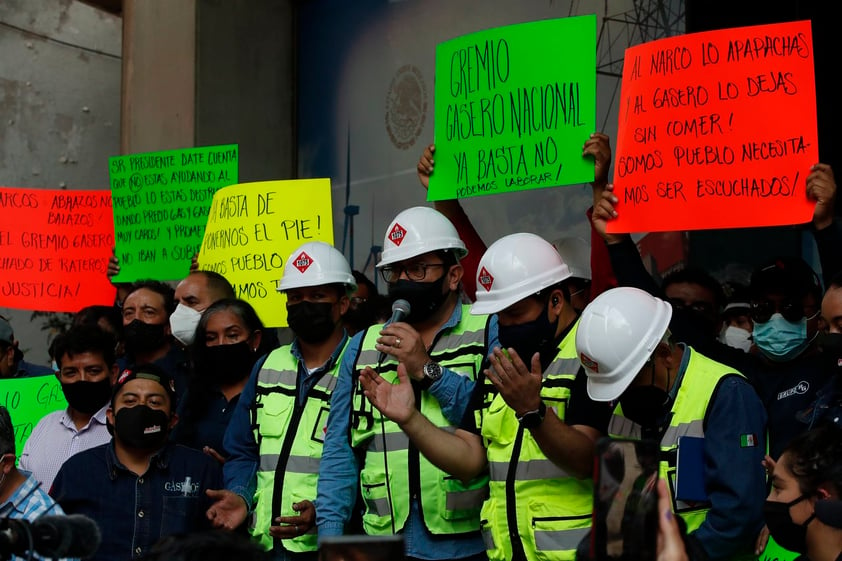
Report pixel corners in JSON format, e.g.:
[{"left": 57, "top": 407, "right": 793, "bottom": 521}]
[{"left": 753, "top": 312, "right": 813, "bottom": 362}]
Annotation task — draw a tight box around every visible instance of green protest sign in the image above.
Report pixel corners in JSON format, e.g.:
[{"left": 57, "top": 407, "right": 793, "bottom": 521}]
[
  {"left": 428, "top": 16, "right": 596, "bottom": 201},
  {"left": 0, "top": 374, "right": 67, "bottom": 456},
  {"left": 108, "top": 144, "right": 239, "bottom": 282}
]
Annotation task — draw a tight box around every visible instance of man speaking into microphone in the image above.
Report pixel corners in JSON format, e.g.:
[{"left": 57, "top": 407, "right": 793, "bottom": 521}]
[{"left": 317, "top": 206, "right": 496, "bottom": 561}]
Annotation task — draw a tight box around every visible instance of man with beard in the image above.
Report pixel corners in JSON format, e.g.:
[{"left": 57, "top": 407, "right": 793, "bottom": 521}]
[
  {"left": 20, "top": 325, "right": 118, "bottom": 489},
  {"left": 51, "top": 363, "right": 221, "bottom": 561},
  {"left": 317, "top": 206, "right": 492, "bottom": 561},
  {"left": 358, "top": 233, "right": 612, "bottom": 561},
  {"left": 205, "top": 241, "right": 356, "bottom": 561},
  {"left": 577, "top": 287, "right": 767, "bottom": 561},
  {"left": 119, "top": 280, "right": 190, "bottom": 401}
]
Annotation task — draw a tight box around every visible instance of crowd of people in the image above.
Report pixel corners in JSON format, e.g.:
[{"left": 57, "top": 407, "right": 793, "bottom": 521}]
[{"left": 0, "top": 130, "right": 841, "bottom": 561}]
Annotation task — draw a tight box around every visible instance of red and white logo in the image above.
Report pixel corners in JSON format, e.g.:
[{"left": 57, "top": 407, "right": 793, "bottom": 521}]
[
  {"left": 293, "top": 252, "right": 313, "bottom": 273},
  {"left": 579, "top": 353, "right": 599, "bottom": 373},
  {"left": 478, "top": 267, "right": 494, "bottom": 292},
  {"left": 388, "top": 223, "right": 407, "bottom": 246}
]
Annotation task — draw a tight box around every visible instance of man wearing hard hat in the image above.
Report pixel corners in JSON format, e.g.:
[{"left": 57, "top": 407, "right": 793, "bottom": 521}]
[
  {"left": 206, "top": 241, "right": 356, "bottom": 561},
  {"left": 356, "top": 232, "right": 613, "bottom": 561},
  {"left": 576, "top": 286, "right": 767, "bottom": 561},
  {"left": 317, "top": 206, "right": 492, "bottom": 561}
]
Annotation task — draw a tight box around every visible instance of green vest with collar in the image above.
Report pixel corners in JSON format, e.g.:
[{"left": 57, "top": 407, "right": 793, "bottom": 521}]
[
  {"left": 349, "top": 304, "right": 490, "bottom": 536},
  {"left": 608, "top": 347, "right": 743, "bottom": 536},
  {"left": 477, "top": 319, "right": 593, "bottom": 561},
  {"left": 251, "top": 341, "right": 347, "bottom": 552}
]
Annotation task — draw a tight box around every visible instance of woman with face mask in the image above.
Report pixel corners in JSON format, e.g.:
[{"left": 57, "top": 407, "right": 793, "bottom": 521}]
[
  {"left": 172, "top": 298, "right": 275, "bottom": 460},
  {"left": 762, "top": 424, "right": 842, "bottom": 561}
]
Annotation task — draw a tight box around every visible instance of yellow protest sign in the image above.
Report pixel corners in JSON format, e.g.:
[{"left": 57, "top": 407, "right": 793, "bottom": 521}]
[{"left": 197, "top": 179, "right": 334, "bottom": 327}]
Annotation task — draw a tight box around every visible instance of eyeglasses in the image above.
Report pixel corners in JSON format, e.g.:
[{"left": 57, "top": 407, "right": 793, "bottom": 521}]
[
  {"left": 750, "top": 299, "right": 807, "bottom": 324},
  {"left": 380, "top": 263, "right": 445, "bottom": 284}
]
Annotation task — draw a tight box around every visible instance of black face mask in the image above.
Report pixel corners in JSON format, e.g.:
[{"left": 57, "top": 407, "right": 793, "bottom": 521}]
[
  {"left": 764, "top": 495, "right": 815, "bottom": 553},
  {"left": 124, "top": 320, "right": 169, "bottom": 355},
  {"left": 287, "top": 301, "right": 337, "bottom": 344},
  {"left": 114, "top": 405, "right": 170, "bottom": 450},
  {"left": 344, "top": 304, "right": 377, "bottom": 335},
  {"left": 61, "top": 379, "right": 112, "bottom": 415},
  {"left": 818, "top": 332, "right": 842, "bottom": 369},
  {"left": 498, "top": 306, "right": 559, "bottom": 370},
  {"left": 388, "top": 276, "right": 449, "bottom": 324},
  {"left": 619, "top": 385, "right": 671, "bottom": 427},
  {"left": 196, "top": 341, "right": 258, "bottom": 386}
]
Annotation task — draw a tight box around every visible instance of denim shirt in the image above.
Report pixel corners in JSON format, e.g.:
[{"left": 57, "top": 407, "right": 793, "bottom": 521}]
[
  {"left": 316, "top": 304, "right": 497, "bottom": 560},
  {"left": 50, "top": 441, "right": 222, "bottom": 561}
]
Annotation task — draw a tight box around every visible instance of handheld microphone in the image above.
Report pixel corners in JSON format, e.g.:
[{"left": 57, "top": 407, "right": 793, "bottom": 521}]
[
  {"left": 0, "top": 514, "right": 102, "bottom": 559},
  {"left": 377, "top": 299, "right": 411, "bottom": 366}
]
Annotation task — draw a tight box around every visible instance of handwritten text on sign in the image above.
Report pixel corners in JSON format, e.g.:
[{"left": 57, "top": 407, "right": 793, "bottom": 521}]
[
  {"left": 0, "top": 188, "right": 116, "bottom": 312},
  {"left": 608, "top": 20, "right": 817, "bottom": 233},
  {"left": 0, "top": 374, "right": 67, "bottom": 455},
  {"left": 109, "top": 145, "right": 239, "bottom": 282},
  {"left": 427, "top": 15, "right": 596, "bottom": 201},
  {"left": 197, "top": 179, "right": 334, "bottom": 327}
]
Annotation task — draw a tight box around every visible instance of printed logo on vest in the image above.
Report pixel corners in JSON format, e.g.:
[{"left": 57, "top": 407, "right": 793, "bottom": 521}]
[
  {"left": 478, "top": 267, "right": 494, "bottom": 292},
  {"left": 292, "top": 252, "right": 313, "bottom": 273},
  {"left": 388, "top": 223, "right": 407, "bottom": 246}
]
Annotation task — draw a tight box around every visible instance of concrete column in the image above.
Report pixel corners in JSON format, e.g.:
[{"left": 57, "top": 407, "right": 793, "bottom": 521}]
[{"left": 120, "top": 0, "right": 296, "bottom": 181}]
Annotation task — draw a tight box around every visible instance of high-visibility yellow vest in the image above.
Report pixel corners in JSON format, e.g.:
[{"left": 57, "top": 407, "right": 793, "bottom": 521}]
[
  {"left": 477, "top": 319, "right": 593, "bottom": 561},
  {"left": 608, "top": 346, "right": 742, "bottom": 534},
  {"left": 251, "top": 342, "right": 346, "bottom": 552},
  {"left": 349, "top": 305, "right": 490, "bottom": 536}
]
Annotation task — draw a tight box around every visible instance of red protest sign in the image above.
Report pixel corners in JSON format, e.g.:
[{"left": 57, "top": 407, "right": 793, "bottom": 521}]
[
  {"left": 0, "top": 188, "right": 116, "bottom": 312},
  {"left": 608, "top": 20, "right": 817, "bottom": 233}
]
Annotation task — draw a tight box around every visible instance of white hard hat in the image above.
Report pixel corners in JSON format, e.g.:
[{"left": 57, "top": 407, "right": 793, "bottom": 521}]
[
  {"left": 377, "top": 206, "right": 468, "bottom": 268},
  {"left": 575, "top": 287, "right": 672, "bottom": 402},
  {"left": 471, "top": 233, "right": 571, "bottom": 315},
  {"left": 277, "top": 241, "right": 357, "bottom": 292},
  {"left": 552, "top": 236, "right": 591, "bottom": 281}
]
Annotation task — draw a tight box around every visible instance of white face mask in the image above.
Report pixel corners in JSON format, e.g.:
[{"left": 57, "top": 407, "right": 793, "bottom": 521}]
[
  {"left": 169, "top": 304, "right": 203, "bottom": 346},
  {"left": 719, "top": 325, "right": 753, "bottom": 353}
]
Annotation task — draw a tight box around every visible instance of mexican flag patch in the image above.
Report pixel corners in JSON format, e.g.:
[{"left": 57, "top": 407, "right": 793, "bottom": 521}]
[{"left": 740, "top": 434, "right": 758, "bottom": 448}]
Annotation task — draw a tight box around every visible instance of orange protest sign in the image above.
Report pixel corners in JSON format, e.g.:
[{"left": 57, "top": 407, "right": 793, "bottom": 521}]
[
  {"left": 0, "top": 188, "right": 116, "bottom": 312},
  {"left": 608, "top": 20, "right": 818, "bottom": 233}
]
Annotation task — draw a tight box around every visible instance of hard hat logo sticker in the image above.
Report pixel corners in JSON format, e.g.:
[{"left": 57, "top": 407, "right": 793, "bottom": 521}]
[
  {"left": 478, "top": 267, "right": 494, "bottom": 292},
  {"left": 389, "top": 223, "right": 407, "bottom": 246},
  {"left": 579, "top": 353, "right": 599, "bottom": 373},
  {"left": 293, "top": 252, "right": 313, "bottom": 273}
]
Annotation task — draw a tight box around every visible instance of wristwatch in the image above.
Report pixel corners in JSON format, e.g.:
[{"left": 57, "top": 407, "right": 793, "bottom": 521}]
[
  {"left": 419, "top": 361, "right": 443, "bottom": 389},
  {"left": 517, "top": 401, "right": 547, "bottom": 429}
]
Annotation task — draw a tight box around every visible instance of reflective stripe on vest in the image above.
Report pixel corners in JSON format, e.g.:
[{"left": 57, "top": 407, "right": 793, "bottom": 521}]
[
  {"left": 480, "top": 319, "right": 593, "bottom": 561},
  {"left": 250, "top": 342, "right": 346, "bottom": 553},
  {"left": 350, "top": 305, "right": 489, "bottom": 536},
  {"left": 609, "top": 346, "right": 741, "bottom": 533}
]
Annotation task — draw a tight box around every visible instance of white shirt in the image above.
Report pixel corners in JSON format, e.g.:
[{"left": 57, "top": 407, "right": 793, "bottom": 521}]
[{"left": 19, "top": 404, "right": 110, "bottom": 490}]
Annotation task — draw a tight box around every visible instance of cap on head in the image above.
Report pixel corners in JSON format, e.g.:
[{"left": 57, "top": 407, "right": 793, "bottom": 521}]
[
  {"left": 551, "top": 236, "right": 591, "bottom": 281},
  {"left": 750, "top": 256, "right": 822, "bottom": 302},
  {"left": 111, "top": 363, "right": 177, "bottom": 409},
  {"left": 377, "top": 206, "right": 467, "bottom": 268},
  {"left": 471, "top": 233, "right": 571, "bottom": 315},
  {"left": 277, "top": 241, "right": 357, "bottom": 293},
  {"left": 576, "top": 287, "right": 673, "bottom": 402}
]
